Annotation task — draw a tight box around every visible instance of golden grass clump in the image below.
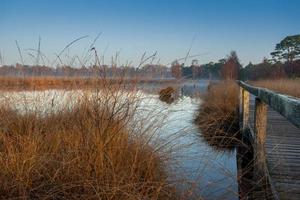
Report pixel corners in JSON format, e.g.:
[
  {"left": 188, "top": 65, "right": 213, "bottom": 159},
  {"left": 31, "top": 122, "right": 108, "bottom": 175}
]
[
  {"left": 159, "top": 87, "right": 176, "bottom": 104},
  {"left": 251, "top": 79, "right": 300, "bottom": 98},
  {"left": 0, "top": 83, "right": 177, "bottom": 199},
  {"left": 0, "top": 76, "right": 132, "bottom": 91},
  {"left": 0, "top": 76, "right": 176, "bottom": 91},
  {"left": 195, "top": 80, "right": 240, "bottom": 150}
]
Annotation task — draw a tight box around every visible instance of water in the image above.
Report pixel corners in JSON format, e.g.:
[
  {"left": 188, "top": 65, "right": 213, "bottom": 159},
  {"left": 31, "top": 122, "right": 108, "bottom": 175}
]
[
  {"left": 141, "top": 93, "right": 238, "bottom": 199},
  {"left": 0, "top": 80, "right": 238, "bottom": 199},
  {"left": 136, "top": 79, "right": 238, "bottom": 199}
]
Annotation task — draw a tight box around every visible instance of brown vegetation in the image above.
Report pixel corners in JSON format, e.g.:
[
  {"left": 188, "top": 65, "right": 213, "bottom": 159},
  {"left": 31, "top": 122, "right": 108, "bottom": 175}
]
[
  {"left": 0, "top": 76, "right": 175, "bottom": 91},
  {"left": 171, "top": 61, "right": 182, "bottom": 79},
  {"left": 221, "top": 51, "right": 241, "bottom": 80},
  {"left": 195, "top": 81, "right": 240, "bottom": 150},
  {"left": 159, "top": 87, "right": 176, "bottom": 104},
  {"left": 0, "top": 82, "right": 179, "bottom": 199},
  {"left": 242, "top": 59, "right": 300, "bottom": 80},
  {"left": 251, "top": 79, "right": 300, "bottom": 98},
  {"left": 0, "top": 63, "right": 173, "bottom": 79}
]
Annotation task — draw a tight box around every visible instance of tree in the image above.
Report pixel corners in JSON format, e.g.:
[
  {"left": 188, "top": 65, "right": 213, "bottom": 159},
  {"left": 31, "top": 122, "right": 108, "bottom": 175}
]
[
  {"left": 221, "top": 51, "right": 241, "bottom": 80},
  {"left": 171, "top": 60, "right": 182, "bottom": 79},
  {"left": 271, "top": 34, "right": 300, "bottom": 63},
  {"left": 191, "top": 59, "right": 201, "bottom": 79}
]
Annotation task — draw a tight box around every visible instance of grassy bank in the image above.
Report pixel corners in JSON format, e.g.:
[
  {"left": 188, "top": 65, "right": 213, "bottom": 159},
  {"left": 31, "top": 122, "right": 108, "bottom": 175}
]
[
  {"left": 251, "top": 79, "right": 300, "bottom": 98},
  {"left": 195, "top": 80, "right": 240, "bottom": 150},
  {"left": 0, "top": 76, "right": 176, "bottom": 91},
  {"left": 0, "top": 83, "right": 179, "bottom": 199}
]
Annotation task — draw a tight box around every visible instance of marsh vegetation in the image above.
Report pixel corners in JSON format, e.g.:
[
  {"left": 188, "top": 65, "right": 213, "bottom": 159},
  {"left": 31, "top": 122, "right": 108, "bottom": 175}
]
[
  {"left": 0, "top": 80, "right": 181, "bottom": 199},
  {"left": 0, "top": 78, "right": 240, "bottom": 199},
  {"left": 251, "top": 79, "right": 300, "bottom": 98},
  {"left": 194, "top": 81, "right": 241, "bottom": 151}
]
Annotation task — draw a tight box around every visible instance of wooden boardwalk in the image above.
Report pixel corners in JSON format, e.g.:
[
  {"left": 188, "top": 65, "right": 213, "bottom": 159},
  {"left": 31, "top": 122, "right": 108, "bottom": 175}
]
[
  {"left": 249, "top": 97, "right": 300, "bottom": 200},
  {"left": 239, "top": 81, "right": 300, "bottom": 200}
]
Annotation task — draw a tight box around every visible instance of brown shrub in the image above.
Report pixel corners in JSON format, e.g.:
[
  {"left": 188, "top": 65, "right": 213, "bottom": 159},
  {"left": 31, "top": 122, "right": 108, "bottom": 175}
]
[
  {"left": 159, "top": 87, "right": 176, "bottom": 104},
  {"left": 195, "top": 81, "right": 240, "bottom": 150}
]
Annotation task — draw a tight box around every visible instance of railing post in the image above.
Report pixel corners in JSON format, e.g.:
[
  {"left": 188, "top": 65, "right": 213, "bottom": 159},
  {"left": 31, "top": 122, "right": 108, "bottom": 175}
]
[
  {"left": 239, "top": 87, "right": 243, "bottom": 127},
  {"left": 254, "top": 97, "right": 268, "bottom": 181},
  {"left": 239, "top": 86, "right": 250, "bottom": 131},
  {"left": 242, "top": 89, "right": 249, "bottom": 131}
]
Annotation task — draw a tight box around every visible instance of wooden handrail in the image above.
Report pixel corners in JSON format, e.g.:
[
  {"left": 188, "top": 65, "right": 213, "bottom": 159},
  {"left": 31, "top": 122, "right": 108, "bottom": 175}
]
[
  {"left": 238, "top": 80, "right": 300, "bottom": 200},
  {"left": 239, "top": 81, "right": 300, "bottom": 129}
]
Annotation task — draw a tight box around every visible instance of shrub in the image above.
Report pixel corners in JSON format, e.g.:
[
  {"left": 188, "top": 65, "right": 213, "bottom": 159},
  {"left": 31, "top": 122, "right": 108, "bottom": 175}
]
[
  {"left": 195, "top": 81, "right": 240, "bottom": 150},
  {"left": 159, "top": 87, "right": 176, "bottom": 104}
]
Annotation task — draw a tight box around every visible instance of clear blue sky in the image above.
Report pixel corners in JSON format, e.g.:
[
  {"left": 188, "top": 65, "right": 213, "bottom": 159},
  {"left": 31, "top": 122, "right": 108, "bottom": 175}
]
[{"left": 1, "top": 0, "right": 300, "bottom": 66}]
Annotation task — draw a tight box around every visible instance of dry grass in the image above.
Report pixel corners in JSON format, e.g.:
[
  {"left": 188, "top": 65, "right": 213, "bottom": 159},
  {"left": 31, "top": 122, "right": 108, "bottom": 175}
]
[
  {"left": 195, "top": 80, "right": 240, "bottom": 150},
  {"left": 251, "top": 79, "right": 300, "bottom": 98},
  {"left": 0, "top": 80, "right": 179, "bottom": 199},
  {"left": 0, "top": 76, "right": 176, "bottom": 91}
]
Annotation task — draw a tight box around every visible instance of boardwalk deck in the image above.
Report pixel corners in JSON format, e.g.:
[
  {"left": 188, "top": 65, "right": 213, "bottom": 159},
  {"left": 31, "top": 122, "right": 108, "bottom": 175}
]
[
  {"left": 249, "top": 96, "right": 300, "bottom": 200},
  {"left": 239, "top": 81, "right": 300, "bottom": 200}
]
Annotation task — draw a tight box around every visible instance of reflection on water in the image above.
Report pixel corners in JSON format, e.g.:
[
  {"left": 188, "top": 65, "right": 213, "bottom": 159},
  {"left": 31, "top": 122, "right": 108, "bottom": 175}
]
[
  {"left": 199, "top": 130, "right": 242, "bottom": 152},
  {"left": 155, "top": 97, "right": 237, "bottom": 199}
]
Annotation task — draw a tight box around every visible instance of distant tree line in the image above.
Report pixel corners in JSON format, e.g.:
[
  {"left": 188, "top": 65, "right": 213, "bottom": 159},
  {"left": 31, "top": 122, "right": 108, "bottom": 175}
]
[
  {"left": 171, "top": 51, "right": 242, "bottom": 80},
  {"left": 1, "top": 34, "right": 299, "bottom": 80},
  {"left": 171, "top": 34, "right": 300, "bottom": 80},
  {"left": 241, "top": 59, "right": 300, "bottom": 80},
  {"left": 242, "top": 35, "right": 300, "bottom": 80},
  {"left": 0, "top": 63, "right": 173, "bottom": 79}
]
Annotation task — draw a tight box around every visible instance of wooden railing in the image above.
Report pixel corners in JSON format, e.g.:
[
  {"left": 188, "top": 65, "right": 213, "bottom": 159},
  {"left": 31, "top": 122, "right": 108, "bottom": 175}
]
[
  {"left": 239, "top": 81, "right": 300, "bottom": 129},
  {"left": 238, "top": 81, "right": 300, "bottom": 199}
]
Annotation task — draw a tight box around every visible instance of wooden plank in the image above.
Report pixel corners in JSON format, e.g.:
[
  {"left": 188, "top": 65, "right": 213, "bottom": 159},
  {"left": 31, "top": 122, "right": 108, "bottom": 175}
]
[{"left": 247, "top": 93, "right": 300, "bottom": 200}]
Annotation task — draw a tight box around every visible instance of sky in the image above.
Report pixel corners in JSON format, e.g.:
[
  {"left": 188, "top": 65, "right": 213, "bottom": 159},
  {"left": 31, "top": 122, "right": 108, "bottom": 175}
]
[{"left": 1, "top": 0, "right": 300, "bottom": 67}]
